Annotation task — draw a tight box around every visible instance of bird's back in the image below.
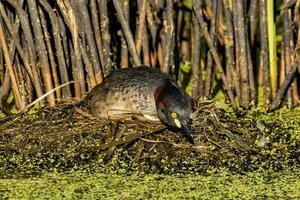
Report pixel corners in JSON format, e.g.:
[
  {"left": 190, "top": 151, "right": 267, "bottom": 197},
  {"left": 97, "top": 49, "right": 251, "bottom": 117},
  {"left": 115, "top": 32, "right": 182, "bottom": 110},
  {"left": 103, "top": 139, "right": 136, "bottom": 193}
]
[{"left": 85, "top": 67, "right": 172, "bottom": 119}]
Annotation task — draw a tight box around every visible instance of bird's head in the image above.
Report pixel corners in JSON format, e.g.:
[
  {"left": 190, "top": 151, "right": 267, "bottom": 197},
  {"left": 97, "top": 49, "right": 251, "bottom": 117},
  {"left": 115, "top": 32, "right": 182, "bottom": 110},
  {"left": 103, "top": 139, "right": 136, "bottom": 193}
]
[{"left": 154, "top": 80, "right": 194, "bottom": 144}]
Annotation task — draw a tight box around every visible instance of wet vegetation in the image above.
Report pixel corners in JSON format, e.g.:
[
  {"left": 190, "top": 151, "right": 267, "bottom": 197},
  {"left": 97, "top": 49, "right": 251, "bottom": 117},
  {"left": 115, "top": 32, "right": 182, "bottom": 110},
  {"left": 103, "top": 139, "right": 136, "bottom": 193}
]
[
  {"left": 0, "top": 100, "right": 299, "bottom": 176},
  {"left": 2, "top": 170, "right": 300, "bottom": 199}
]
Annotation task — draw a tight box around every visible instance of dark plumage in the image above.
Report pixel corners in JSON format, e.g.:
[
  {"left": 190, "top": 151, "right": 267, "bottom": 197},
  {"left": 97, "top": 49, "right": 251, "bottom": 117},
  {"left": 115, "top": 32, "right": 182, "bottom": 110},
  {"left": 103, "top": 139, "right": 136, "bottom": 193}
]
[{"left": 85, "top": 66, "right": 194, "bottom": 144}]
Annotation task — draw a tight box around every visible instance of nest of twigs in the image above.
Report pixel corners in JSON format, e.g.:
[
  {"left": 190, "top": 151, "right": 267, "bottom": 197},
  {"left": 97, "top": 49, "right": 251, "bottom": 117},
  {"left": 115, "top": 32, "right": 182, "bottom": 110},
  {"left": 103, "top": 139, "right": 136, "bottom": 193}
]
[{"left": 0, "top": 99, "right": 299, "bottom": 174}]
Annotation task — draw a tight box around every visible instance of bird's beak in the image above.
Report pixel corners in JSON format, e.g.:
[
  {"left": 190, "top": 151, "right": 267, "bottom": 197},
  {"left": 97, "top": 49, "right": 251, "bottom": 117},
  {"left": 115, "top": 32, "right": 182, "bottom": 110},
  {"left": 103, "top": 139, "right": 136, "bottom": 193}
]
[
  {"left": 174, "top": 118, "right": 182, "bottom": 128},
  {"left": 181, "top": 119, "right": 191, "bottom": 132},
  {"left": 180, "top": 119, "right": 194, "bottom": 144}
]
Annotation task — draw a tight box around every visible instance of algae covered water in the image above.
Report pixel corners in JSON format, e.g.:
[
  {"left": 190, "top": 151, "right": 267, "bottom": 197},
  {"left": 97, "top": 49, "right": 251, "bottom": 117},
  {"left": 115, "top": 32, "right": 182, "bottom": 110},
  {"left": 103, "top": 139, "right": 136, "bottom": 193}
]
[{"left": 1, "top": 169, "right": 300, "bottom": 199}]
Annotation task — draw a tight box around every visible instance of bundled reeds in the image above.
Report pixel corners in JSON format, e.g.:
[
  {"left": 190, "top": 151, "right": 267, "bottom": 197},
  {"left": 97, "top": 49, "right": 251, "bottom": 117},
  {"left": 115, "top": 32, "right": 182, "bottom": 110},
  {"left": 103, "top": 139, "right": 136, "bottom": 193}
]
[{"left": 0, "top": 0, "right": 299, "bottom": 114}]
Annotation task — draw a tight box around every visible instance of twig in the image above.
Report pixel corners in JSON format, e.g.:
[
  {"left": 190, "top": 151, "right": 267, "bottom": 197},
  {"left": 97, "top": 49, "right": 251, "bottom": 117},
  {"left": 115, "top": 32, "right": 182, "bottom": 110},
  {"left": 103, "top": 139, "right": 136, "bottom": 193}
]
[
  {"left": 120, "top": 0, "right": 129, "bottom": 68},
  {"left": 135, "top": 0, "right": 147, "bottom": 56},
  {"left": 204, "top": 0, "right": 220, "bottom": 97},
  {"left": 0, "top": 19, "right": 24, "bottom": 109},
  {"left": 78, "top": 0, "right": 102, "bottom": 85},
  {"left": 90, "top": 0, "right": 105, "bottom": 75},
  {"left": 38, "top": 0, "right": 72, "bottom": 98},
  {"left": 222, "top": 0, "right": 238, "bottom": 103},
  {"left": 28, "top": 0, "right": 55, "bottom": 106},
  {"left": 259, "top": 0, "right": 270, "bottom": 107},
  {"left": 113, "top": 0, "right": 142, "bottom": 67},
  {"left": 283, "top": 4, "right": 293, "bottom": 108},
  {"left": 94, "top": 125, "right": 165, "bottom": 151},
  {"left": 232, "top": 0, "right": 249, "bottom": 108},
  {"left": 3, "top": 0, "right": 44, "bottom": 102},
  {"left": 162, "top": 0, "right": 174, "bottom": 74},
  {"left": 98, "top": 0, "right": 112, "bottom": 73},
  {"left": 191, "top": 13, "right": 203, "bottom": 98},
  {"left": 268, "top": 52, "right": 300, "bottom": 111},
  {"left": 25, "top": 82, "right": 74, "bottom": 110},
  {"left": 192, "top": 0, "right": 237, "bottom": 110}
]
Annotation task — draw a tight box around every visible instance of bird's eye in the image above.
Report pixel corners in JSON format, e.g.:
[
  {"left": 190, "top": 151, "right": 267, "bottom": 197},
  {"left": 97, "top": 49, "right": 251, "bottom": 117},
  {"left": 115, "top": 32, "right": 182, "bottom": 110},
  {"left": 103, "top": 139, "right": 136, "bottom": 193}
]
[{"left": 171, "top": 112, "right": 177, "bottom": 118}]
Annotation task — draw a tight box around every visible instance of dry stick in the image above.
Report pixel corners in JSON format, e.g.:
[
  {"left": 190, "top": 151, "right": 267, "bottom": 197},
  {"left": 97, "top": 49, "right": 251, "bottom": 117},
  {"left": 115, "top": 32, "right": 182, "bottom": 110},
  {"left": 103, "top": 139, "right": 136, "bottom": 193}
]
[
  {"left": 279, "top": 41, "right": 286, "bottom": 85},
  {"left": 176, "top": 5, "right": 183, "bottom": 39},
  {"left": 25, "top": 82, "right": 74, "bottom": 110},
  {"left": 76, "top": 1, "right": 97, "bottom": 88},
  {"left": 246, "top": 32, "right": 256, "bottom": 105},
  {"left": 159, "top": 8, "right": 167, "bottom": 70},
  {"left": 175, "top": 7, "right": 184, "bottom": 77},
  {"left": 146, "top": 1, "right": 157, "bottom": 46},
  {"left": 119, "top": 30, "right": 129, "bottom": 68},
  {"left": 79, "top": 41, "right": 95, "bottom": 88},
  {"left": 2, "top": 1, "right": 33, "bottom": 106},
  {"left": 296, "top": 2, "right": 300, "bottom": 74},
  {"left": 21, "top": 29, "right": 34, "bottom": 104},
  {"left": 13, "top": 58, "right": 24, "bottom": 102},
  {"left": 222, "top": 0, "right": 237, "bottom": 103},
  {"left": 78, "top": 0, "right": 102, "bottom": 85},
  {"left": 268, "top": 22, "right": 300, "bottom": 111},
  {"left": 73, "top": 3, "right": 90, "bottom": 92},
  {"left": 90, "top": 0, "right": 105, "bottom": 75},
  {"left": 231, "top": 1, "right": 242, "bottom": 104},
  {"left": 162, "top": 0, "right": 174, "bottom": 74},
  {"left": 113, "top": 0, "right": 142, "bottom": 67},
  {"left": 245, "top": 0, "right": 256, "bottom": 104},
  {"left": 2, "top": 0, "right": 44, "bottom": 102},
  {"left": 192, "top": 0, "right": 237, "bottom": 110},
  {"left": 232, "top": 0, "right": 250, "bottom": 108},
  {"left": 291, "top": 5, "right": 300, "bottom": 106},
  {"left": 27, "top": 0, "right": 55, "bottom": 106},
  {"left": 243, "top": 0, "right": 256, "bottom": 105},
  {"left": 73, "top": 2, "right": 88, "bottom": 89},
  {"left": 142, "top": 24, "right": 151, "bottom": 67},
  {"left": 296, "top": 1, "right": 300, "bottom": 50},
  {"left": 146, "top": 2, "right": 158, "bottom": 67},
  {"left": 94, "top": 125, "right": 166, "bottom": 151},
  {"left": 142, "top": 24, "right": 151, "bottom": 66},
  {"left": 259, "top": 0, "right": 270, "bottom": 107},
  {"left": 170, "top": 4, "right": 178, "bottom": 76},
  {"left": 38, "top": 0, "right": 71, "bottom": 98},
  {"left": 0, "top": 20, "right": 24, "bottom": 110},
  {"left": 169, "top": 33, "right": 176, "bottom": 72},
  {"left": 77, "top": 43, "right": 98, "bottom": 91},
  {"left": 25, "top": 71, "right": 33, "bottom": 103},
  {"left": 120, "top": 0, "right": 129, "bottom": 68},
  {"left": 57, "top": 0, "right": 84, "bottom": 97},
  {"left": 204, "top": 0, "right": 219, "bottom": 97},
  {"left": 135, "top": 0, "right": 147, "bottom": 56},
  {"left": 0, "top": 4, "right": 34, "bottom": 81},
  {"left": 98, "top": 0, "right": 112, "bottom": 74},
  {"left": 249, "top": 0, "right": 258, "bottom": 45},
  {"left": 283, "top": 4, "right": 295, "bottom": 108},
  {"left": 0, "top": 71, "right": 11, "bottom": 115},
  {"left": 176, "top": 7, "right": 184, "bottom": 68},
  {"left": 38, "top": 7, "right": 61, "bottom": 100},
  {"left": 104, "top": 123, "right": 125, "bottom": 161},
  {"left": 191, "top": 13, "right": 203, "bottom": 98},
  {"left": 14, "top": 57, "right": 28, "bottom": 105},
  {"left": 58, "top": 14, "right": 70, "bottom": 73},
  {"left": 283, "top": 5, "right": 293, "bottom": 108},
  {"left": 268, "top": 53, "right": 300, "bottom": 111}
]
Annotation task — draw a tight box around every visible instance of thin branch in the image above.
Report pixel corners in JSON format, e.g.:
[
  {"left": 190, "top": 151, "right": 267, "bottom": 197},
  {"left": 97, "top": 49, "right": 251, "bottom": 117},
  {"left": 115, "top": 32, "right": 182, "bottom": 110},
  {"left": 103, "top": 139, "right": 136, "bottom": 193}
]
[{"left": 192, "top": 0, "right": 237, "bottom": 110}]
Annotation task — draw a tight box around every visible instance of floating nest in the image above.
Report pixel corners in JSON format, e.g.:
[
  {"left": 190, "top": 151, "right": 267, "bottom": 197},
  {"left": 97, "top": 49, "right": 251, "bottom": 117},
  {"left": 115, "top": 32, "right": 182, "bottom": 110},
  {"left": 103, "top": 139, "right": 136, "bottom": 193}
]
[{"left": 0, "top": 99, "right": 299, "bottom": 175}]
